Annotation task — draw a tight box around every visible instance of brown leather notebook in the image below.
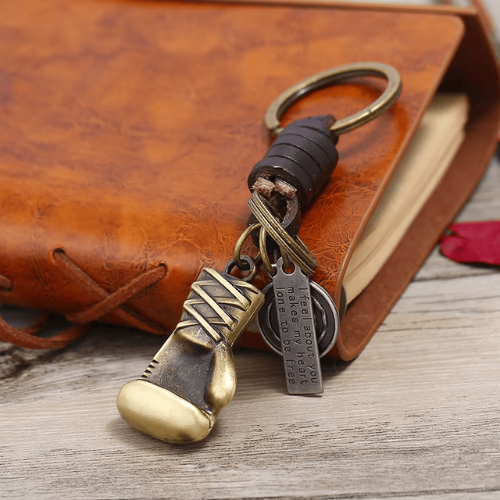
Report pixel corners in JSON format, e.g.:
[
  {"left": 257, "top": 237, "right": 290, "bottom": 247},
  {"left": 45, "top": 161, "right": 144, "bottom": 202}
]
[{"left": 0, "top": 0, "right": 498, "bottom": 359}]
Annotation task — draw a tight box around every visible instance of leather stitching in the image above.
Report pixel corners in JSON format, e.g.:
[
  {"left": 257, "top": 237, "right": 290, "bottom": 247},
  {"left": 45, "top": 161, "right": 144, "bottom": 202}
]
[{"left": 0, "top": 251, "right": 168, "bottom": 349}]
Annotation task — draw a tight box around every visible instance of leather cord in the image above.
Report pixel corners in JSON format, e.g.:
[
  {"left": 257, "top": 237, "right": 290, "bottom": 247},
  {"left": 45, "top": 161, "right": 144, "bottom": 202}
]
[
  {"left": 0, "top": 314, "right": 89, "bottom": 349},
  {"left": 0, "top": 250, "right": 168, "bottom": 349}
]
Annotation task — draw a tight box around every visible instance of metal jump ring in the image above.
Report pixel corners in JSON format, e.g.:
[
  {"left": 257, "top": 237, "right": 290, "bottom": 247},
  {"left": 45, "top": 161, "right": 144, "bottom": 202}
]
[
  {"left": 224, "top": 255, "right": 258, "bottom": 283},
  {"left": 233, "top": 222, "right": 262, "bottom": 270},
  {"left": 265, "top": 61, "right": 402, "bottom": 136}
]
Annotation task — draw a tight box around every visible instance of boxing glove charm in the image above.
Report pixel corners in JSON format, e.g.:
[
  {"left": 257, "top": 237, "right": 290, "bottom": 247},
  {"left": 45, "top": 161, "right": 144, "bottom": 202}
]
[{"left": 117, "top": 266, "right": 263, "bottom": 443}]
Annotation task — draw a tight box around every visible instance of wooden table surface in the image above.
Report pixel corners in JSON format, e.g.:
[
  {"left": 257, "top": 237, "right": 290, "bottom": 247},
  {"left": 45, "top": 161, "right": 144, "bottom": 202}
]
[{"left": 1, "top": 160, "right": 500, "bottom": 498}]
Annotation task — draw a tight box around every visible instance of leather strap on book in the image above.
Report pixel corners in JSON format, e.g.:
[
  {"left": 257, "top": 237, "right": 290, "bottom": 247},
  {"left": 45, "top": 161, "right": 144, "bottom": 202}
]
[{"left": 0, "top": 251, "right": 168, "bottom": 349}]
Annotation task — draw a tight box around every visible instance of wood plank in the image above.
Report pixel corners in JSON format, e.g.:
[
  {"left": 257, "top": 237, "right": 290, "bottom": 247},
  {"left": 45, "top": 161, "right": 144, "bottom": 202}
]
[{"left": 1, "top": 267, "right": 499, "bottom": 499}]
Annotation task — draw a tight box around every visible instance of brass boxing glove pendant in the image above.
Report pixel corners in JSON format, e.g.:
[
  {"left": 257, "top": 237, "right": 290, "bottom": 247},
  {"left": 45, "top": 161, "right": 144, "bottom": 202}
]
[{"left": 117, "top": 267, "right": 264, "bottom": 443}]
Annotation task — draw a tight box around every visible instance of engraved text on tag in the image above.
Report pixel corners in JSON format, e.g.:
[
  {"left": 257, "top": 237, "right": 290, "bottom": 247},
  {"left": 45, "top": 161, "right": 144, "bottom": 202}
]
[{"left": 272, "top": 258, "right": 323, "bottom": 395}]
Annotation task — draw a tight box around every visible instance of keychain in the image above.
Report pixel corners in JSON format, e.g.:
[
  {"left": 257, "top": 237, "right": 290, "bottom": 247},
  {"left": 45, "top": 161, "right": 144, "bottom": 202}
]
[{"left": 117, "top": 62, "right": 402, "bottom": 443}]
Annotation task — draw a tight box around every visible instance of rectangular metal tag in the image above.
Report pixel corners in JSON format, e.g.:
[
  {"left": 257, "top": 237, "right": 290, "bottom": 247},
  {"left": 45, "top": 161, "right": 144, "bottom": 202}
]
[{"left": 272, "top": 260, "right": 323, "bottom": 395}]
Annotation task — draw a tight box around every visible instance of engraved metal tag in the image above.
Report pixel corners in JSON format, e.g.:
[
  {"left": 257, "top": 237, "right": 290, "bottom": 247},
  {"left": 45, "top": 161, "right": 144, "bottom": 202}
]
[{"left": 271, "top": 258, "right": 323, "bottom": 395}]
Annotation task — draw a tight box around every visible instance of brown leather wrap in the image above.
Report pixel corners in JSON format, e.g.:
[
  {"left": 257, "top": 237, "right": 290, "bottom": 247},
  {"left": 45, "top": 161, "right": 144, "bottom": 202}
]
[{"left": 0, "top": 1, "right": 498, "bottom": 358}]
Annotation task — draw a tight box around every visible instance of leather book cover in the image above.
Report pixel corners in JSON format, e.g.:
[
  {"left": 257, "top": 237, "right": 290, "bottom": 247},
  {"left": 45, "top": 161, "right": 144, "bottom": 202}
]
[{"left": 0, "top": 0, "right": 498, "bottom": 359}]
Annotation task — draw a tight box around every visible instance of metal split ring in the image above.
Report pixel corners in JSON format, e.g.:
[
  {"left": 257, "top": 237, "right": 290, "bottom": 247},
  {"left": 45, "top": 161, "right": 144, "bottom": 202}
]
[
  {"left": 258, "top": 226, "right": 291, "bottom": 276},
  {"left": 248, "top": 191, "right": 318, "bottom": 276},
  {"left": 265, "top": 61, "right": 402, "bottom": 136},
  {"left": 232, "top": 220, "right": 291, "bottom": 277}
]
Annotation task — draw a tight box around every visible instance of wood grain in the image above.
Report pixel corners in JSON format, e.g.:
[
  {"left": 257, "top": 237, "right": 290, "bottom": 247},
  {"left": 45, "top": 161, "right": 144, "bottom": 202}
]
[{"left": 1, "top": 153, "right": 499, "bottom": 499}]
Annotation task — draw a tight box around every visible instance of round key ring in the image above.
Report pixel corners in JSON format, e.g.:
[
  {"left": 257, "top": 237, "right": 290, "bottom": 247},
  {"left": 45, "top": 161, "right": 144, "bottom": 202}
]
[{"left": 265, "top": 61, "right": 402, "bottom": 136}]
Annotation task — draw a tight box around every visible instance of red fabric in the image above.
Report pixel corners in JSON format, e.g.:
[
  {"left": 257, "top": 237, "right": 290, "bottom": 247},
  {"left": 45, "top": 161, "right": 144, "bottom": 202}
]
[{"left": 441, "top": 221, "right": 500, "bottom": 265}]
